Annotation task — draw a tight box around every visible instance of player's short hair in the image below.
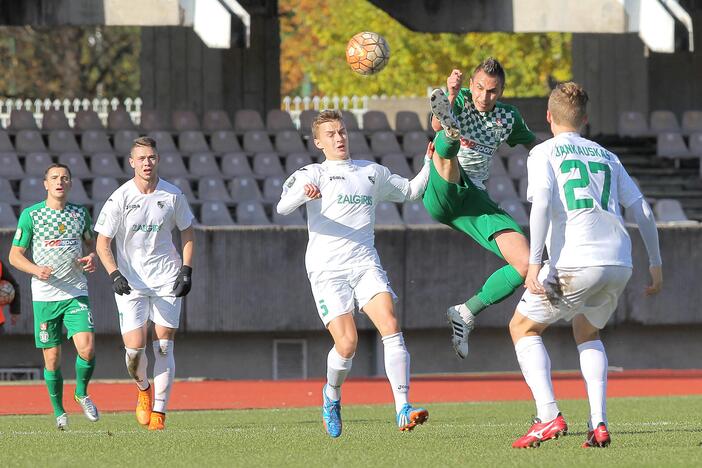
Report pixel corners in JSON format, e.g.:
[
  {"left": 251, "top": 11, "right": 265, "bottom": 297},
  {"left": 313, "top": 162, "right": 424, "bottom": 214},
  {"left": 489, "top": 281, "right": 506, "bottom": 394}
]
[
  {"left": 548, "top": 81, "right": 589, "bottom": 128},
  {"left": 44, "top": 163, "right": 72, "bottom": 180},
  {"left": 130, "top": 136, "right": 158, "bottom": 157},
  {"left": 472, "top": 57, "right": 506, "bottom": 87},
  {"left": 311, "top": 109, "right": 344, "bottom": 139}
]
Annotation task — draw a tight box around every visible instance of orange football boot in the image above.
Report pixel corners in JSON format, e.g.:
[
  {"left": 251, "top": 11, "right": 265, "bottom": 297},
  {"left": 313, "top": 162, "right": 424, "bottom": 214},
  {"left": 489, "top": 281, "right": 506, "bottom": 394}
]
[{"left": 136, "top": 386, "right": 153, "bottom": 426}]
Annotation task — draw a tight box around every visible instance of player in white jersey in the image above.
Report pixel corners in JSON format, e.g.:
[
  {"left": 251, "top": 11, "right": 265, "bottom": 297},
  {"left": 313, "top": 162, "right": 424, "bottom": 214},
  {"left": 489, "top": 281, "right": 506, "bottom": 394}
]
[
  {"left": 509, "top": 82, "right": 663, "bottom": 449},
  {"left": 95, "top": 136, "right": 194, "bottom": 430},
  {"left": 9, "top": 163, "right": 99, "bottom": 429},
  {"left": 277, "top": 110, "right": 430, "bottom": 437}
]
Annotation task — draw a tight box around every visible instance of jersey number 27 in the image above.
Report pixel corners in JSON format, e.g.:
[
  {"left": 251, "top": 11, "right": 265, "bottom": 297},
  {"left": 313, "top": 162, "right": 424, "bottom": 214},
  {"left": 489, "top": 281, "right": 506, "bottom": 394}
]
[{"left": 561, "top": 160, "right": 611, "bottom": 211}]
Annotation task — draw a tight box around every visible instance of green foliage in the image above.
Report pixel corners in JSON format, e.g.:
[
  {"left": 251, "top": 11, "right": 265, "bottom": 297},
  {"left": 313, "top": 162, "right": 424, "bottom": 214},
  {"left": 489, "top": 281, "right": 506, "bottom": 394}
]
[
  {"left": 0, "top": 26, "right": 140, "bottom": 98},
  {"left": 0, "top": 396, "right": 700, "bottom": 467},
  {"left": 280, "top": 0, "right": 571, "bottom": 98}
]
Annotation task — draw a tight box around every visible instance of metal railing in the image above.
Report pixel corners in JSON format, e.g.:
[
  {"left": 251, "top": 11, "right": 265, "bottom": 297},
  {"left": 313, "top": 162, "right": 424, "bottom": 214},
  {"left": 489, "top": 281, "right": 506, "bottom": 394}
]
[{"left": 0, "top": 97, "right": 143, "bottom": 129}]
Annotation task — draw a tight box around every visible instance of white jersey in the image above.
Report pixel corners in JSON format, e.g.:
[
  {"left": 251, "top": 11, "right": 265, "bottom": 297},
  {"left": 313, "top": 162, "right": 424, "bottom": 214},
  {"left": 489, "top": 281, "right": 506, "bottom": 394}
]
[
  {"left": 527, "top": 132, "right": 642, "bottom": 268},
  {"left": 95, "top": 178, "right": 194, "bottom": 290},
  {"left": 278, "top": 159, "right": 418, "bottom": 273}
]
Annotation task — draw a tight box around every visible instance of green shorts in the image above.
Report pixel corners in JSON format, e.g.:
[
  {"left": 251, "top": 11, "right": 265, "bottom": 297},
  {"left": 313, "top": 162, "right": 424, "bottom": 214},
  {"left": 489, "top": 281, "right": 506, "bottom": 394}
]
[
  {"left": 423, "top": 162, "right": 524, "bottom": 259},
  {"left": 33, "top": 296, "right": 94, "bottom": 348}
]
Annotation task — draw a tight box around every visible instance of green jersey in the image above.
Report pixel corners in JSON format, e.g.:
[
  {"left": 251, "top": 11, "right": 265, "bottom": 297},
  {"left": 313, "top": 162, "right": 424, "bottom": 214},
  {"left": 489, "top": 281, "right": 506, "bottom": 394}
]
[
  {"left": 453, "top": 88, "right": 535, "bottom": 188},
  {"left": 13, "top": 201, "right": 94, "bottom": 301}
]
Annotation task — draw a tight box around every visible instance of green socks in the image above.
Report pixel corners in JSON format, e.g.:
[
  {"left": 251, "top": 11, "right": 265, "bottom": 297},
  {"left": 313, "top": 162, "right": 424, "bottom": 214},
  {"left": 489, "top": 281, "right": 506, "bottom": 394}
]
[
  {"left": 75, "top": 355, "right": 95, "bottom": 398},
  {"left": 433, "top": 130, "right": 460, "bottom": 160},
  {"left": 44, "top": 368, "right": 65, "bottom": 417},
  {"left": 467, "top": 265, "right": 525, "bottom": 316}
]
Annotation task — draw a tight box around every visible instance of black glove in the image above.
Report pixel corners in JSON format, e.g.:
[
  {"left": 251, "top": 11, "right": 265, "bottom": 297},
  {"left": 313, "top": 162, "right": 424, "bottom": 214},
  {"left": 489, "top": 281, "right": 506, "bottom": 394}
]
[
  {"left": 110, "top": 270, "right": 131, "bottom": 295},
  {"left": 173, "top": 265, "right": 192, "bottom": 297}
]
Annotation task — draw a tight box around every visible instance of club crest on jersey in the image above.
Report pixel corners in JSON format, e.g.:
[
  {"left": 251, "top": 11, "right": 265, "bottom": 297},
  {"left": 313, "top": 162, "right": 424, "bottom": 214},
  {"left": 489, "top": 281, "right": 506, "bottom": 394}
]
[
  {"left": 157, "top": 201, "right": 165, "bottom": 209},
  {"left": 368, "top": 176, "right": 375, "bottom": 184},
  {"left": 58, "top": 223, "right": 66, "bottom": 234}
]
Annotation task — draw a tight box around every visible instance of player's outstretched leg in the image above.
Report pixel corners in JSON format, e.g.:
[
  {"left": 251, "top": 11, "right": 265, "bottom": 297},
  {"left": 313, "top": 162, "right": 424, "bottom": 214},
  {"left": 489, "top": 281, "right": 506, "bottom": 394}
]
[
  {"left": 582, "top": 422, "right": 611, "bottom": 448},
  {"left": 322, "top": 384, "right": 342, "bottom": 438},
  {"left": 396, "top": 403, "right": 429, "bottom": 432},
  {"left": 446, "top": 303, "right": 475, "bottom": 359},
  {"left": 430, "top": 89, "right": 461, "bottom": 139}
]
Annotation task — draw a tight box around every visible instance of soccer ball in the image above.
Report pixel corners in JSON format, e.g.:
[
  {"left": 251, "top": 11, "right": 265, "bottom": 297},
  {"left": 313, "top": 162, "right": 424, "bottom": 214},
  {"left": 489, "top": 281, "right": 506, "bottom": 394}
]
[
  {"left": 345, "top": 32, "right": 390, "bottom": 76},
  {"left": 0, "top": 280, "right": 15, "bottom": 306}
]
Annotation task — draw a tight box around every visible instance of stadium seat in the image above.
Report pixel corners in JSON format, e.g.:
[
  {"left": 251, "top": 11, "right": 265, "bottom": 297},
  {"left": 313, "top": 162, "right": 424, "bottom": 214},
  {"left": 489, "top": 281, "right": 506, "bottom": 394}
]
[
  {"left": 148, "top": 131, "right": 178, "bottom": 153},
  {"left": 0, "top": 153, "right": 24, "bottom": 180},
  {"left": 342, "top": 111, "right": 360, "bottom": 131},
  {"left": 170, "top": 177, "right": 198, "bottom": 205},
  {"left": 19, "top": 177, "right": 45, "bottom": 203},
  {"left": 200, "top": 201, "right": 235, "bottom": 226},
  {"left": 221, "top": 152, "right": 253, "bottom": 177},
  {"left": 243, "top": 130, "right": 274, "bottom": 153},
  {"left": 91, "top": 176, "right": 120, "bottom": 202},
  {"left": 490, "top": 155, "right": 508, "bottom": 176},
  {"left": 396, "top": 111, "right": 423, "bottom": 133},
  {"left": 140, "top": 109, "right": 170, "bottom": 131},
  {"left": 362, "top": 111, "right": 391, "bottom": 132},
  {"left": 58, "top": 153, "right": 92, "bottom": 179},
  {"left": 347, "top": 131, "right": 371, "bottom": 154},
  {"left": 25, "top": 153, "right": 54, "bottom": 176},
  {"left": 202, "top": 110, "right": 233, "bottom": 132},
  {"left": 381, "top": 153, "right": 413, "bottom": 178},
  {"left": 375, "top": 201, "right": 404, "bottom": 225},
  {"left": 49, "top": 130, "right": 80, "bottom": 154},
  {"left": 266, "top": 110, "right": 296, "bottom": 131},
  {"left": 253, "top": 152, "right": 285, "bottom": 179},
  {"left": 682, "top": 111, "right": 702, "bottom": 136},
  {"left": 210, "top": 130, "right": 242, "bottom": 153},
  {"left": 179, "top": 131, "right": 210, "bottom": 154},
  {"left": 42, "top": 110, "right": 70, "bottom": 131},
  {"left": 275, "top": 130, "right": 306, "bottom": 154},
  {"left": 67, "top": 179, "right": 91, "bottom": 205},
  {"left": 15, "top": 130, "right": 47, "bottom": 154},
  {"left": 272, "top": 206, "right": 306, "bottom": 226},
  {"left": 654, "top": 198, "right": 692, "bottom": 223},
  {"left": 507, "top": 153, "right": 528, "bottom": 179},
  {"left": 0, "top": 178, "right": 18, "bottom": 204},
  {"left": 172, "top": 110, "right": 200, "bottom": 131},
  {"left": 198, "top": 177, "right": 232, "bottom": 202},
  {"left": 81, "top": 130, "right": 113, "bottom": 154},
  {"left": 688, "top": 132, "right": 702, "bottom": 157},
  {"left": 518, "top": 177, "right": 528, "bottom": 200},
  {"left": 229, "top": 176, "right": 263, "bottom": 203},
  {"left": 236, "top": 201, "right": 271, "bottom": 225},
  {"left": 234, "top": 109, "right": 265, "bottom": 133},
  {"left": 113, "top": 130, "right": 139, "bottom": 155},
  {"left": 0, "top": 131, "right": 13, "bottom": 152},
  {"left": 285, "top": 152, "right": 314, "bottom": 173},
  {"left": 402, "top": 200, "right": 437, "bottom": 225},
  {"left": 0, "top": 202, "right": 17, "bottom": 228},
  {"left": 401, "top": 131, "right": 429, "bottom": 155},
  {"left": 656, "top": 132, "right": 692, "bottom": 165},
  {"left": 108, "top": 107, "right": 137, "bottom": 131},
  {"left": 618, "top": 111, "right": 650, "bottom": 138},
  {"left": 141, "top": 152, "right": 188, "bottom": 178},
  {"left": 650, "top": 110, "right": 680, "bottom": 134},
  {"left": 500, "top": 198, "right": 529, "bottom": 225},
  {"left": 371, "top": 131, "right": 402, "bottom": 155},
  {"left": 9, "top": 109, "right": 38, "bottom": 130},
  {"left": 299, "top": 110, "right": 317, "bottom": 136},
  {"left": 189, "top": 152, "right": 222, "bottom": 178},
  {"left": 75, "top": 110, "right": 104, "bottom": 131},
  {"left": 486, "top": 175, "right": 519, "bottom": 203},
  {"left": 262, "top": 176, "right": 285, "bottom": 203}
]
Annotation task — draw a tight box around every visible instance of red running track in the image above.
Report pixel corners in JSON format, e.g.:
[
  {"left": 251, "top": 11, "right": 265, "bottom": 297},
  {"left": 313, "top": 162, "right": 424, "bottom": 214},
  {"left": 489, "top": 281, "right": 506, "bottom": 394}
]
[{"left": 1, "top": 369, "right": 701, "bottom": 416}]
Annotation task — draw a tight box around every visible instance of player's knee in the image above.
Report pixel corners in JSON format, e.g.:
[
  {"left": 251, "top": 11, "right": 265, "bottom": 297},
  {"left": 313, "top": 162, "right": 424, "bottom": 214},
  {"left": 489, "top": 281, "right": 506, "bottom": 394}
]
[
  {"left": 78, "top": 348, "right": 94, "bottom": 361},
  {"left": 508, "top": 312, "right": 531, "bottom": 342},
  {"left": 335, "top": 336, "right": 358, "bottom": 358}
]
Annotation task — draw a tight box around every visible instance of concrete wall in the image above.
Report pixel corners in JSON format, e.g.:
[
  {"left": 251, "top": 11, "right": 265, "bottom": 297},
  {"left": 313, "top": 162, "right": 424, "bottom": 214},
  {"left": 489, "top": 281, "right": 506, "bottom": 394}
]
[{"left": 0, "top": 225, "right": 700, "bottom": 379}]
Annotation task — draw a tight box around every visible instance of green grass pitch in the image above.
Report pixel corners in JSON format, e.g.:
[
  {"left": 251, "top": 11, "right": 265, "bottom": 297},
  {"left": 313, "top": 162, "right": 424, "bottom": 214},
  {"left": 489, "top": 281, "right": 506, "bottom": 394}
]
[{"left": 1, "top": 396, "right": 700, "bottom": 467}]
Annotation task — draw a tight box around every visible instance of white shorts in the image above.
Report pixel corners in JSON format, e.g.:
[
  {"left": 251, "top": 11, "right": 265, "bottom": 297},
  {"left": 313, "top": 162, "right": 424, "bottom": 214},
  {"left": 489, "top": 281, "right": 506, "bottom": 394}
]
[
  {"left": 308, "top": 266, "right": 397, "bottom": 327},
  {"left": 516, "top": 264, "right": 632, "bottom": 329},
  {"left": 114, "top": 286, "right": 182, "bottom": 334}
]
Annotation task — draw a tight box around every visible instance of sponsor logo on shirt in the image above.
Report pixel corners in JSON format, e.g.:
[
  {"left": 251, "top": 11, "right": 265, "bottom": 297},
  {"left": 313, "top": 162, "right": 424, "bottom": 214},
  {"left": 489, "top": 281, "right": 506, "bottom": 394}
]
[
  {"left": 285, "top": 176, "right": 296, "bottom": 188},
  {"left": 329, "top": 176, "right": 346, "bottom": 181},
  {"left": 125, "top": 204, "right": 141, "bottom": 211},
  {"left": 336, "top": 194, "right": 373, "bottom": 206},
  {"left": 460, "top": 137, "right": 495, "bottom": 155},
  {"left": 43, "top": 239, "right": 79, "bottom": 247},
  {"left": 131, "top": 224, "right": 162, "bottom": 232}
]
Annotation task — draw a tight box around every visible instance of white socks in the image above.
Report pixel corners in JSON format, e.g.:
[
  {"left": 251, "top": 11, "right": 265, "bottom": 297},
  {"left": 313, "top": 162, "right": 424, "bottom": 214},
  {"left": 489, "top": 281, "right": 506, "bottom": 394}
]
[
  {"left": 124, "top": 347, "right": 149, "bottom": 391},
  {"left": 578, "top": 339, "right": 608, "bottom": 428},
  {"left": 152, "top": 339, "right": 175, "bottom": 414},
  {"left": 515, "top": 336, "right": 559, "bottom": 422},
  {"left": 325, "top": 347, "right": 353, "bottom": 401},
  {"left": 382, "top": 332, "right": 410, "bottom": 413}
]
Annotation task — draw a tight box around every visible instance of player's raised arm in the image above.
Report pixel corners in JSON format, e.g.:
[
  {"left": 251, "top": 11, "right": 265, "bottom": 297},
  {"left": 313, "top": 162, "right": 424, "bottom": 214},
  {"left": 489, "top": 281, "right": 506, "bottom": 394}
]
[
  {"left": 380, "top": 142, "right": 433, "bottom": 202},
  {"left": 276, "top": 170, "right": 320, "bottom": 215}
]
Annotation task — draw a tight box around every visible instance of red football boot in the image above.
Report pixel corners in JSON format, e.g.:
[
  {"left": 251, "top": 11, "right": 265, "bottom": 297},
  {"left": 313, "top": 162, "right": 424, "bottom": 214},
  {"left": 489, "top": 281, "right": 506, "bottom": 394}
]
[
  {"left": 512, "top": 413, "right": 568, "bottom": 448},
  {"left": 583, "top": 422, "right": 611, "bottom": 448}
]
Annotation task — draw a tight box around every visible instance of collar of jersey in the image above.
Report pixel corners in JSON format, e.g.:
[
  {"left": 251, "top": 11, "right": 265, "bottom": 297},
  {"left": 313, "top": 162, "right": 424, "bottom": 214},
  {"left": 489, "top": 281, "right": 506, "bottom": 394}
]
[{"left": 322, "top": 158, "right": 355, "bottom": 171}]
